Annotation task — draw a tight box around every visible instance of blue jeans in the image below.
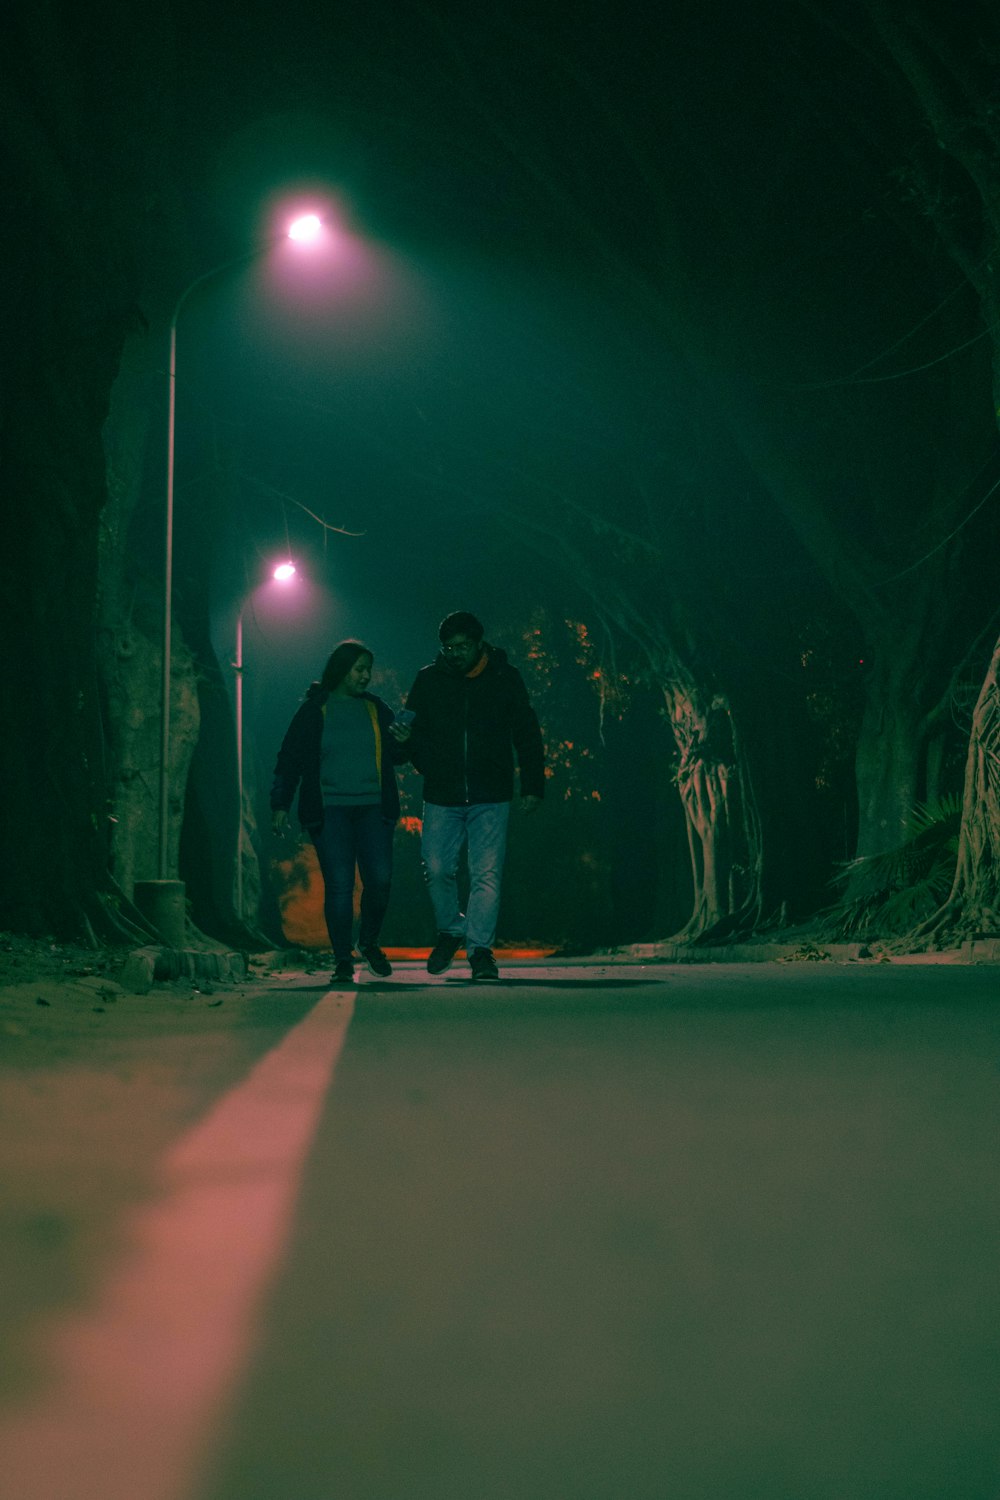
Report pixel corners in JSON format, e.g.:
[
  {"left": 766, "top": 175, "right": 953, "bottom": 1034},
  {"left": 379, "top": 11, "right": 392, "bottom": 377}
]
[
  {"left": 311, "top": 805, "right": 395, "bottom": 961},
  {"left": 421, "top": 801, "right": 510, "bottom": 952}
]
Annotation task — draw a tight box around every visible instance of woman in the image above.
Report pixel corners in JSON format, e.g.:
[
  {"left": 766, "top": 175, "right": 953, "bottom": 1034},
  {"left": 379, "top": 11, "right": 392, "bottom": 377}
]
[{"left": 270, "top": 640, "right": 410, "bottom": 983}]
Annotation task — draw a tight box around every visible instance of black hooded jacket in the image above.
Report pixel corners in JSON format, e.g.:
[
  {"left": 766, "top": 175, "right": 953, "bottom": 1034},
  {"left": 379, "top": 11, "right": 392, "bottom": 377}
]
[{"left": 404, "top": 644, "right": 545, "bottom": 807}]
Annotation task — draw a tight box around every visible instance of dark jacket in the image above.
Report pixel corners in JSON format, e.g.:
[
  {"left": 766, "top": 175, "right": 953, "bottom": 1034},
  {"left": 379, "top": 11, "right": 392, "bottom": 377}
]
[
  {"left": 270, "top": 684, "right": 407, "bottom": 829},
  {"left": 405, "top": 644, "right": 545, "bottom": 806}
]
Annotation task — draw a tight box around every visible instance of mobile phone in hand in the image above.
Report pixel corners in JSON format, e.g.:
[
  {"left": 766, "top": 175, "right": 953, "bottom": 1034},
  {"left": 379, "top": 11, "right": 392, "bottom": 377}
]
[{"left": 394, "top": 708, "right": 415, "bottom": 728}]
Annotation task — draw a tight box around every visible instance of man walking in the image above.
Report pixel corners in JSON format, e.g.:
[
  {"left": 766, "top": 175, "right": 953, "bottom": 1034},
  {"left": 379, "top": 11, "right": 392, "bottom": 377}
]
[{"left": 400, "top": 611, "right": 544, "bottom": 981}]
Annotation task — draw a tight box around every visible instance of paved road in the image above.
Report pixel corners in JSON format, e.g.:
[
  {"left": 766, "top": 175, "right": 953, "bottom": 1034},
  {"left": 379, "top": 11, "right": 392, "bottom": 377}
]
[{"left": 1, "top": 962, "right": 998, "bottom": 1499}]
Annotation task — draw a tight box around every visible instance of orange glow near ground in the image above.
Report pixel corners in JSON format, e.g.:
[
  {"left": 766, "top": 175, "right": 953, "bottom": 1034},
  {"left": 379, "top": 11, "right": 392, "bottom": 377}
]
[
  {"left": 383, "top": 947, "right": 558, "bottom": 960},
  {"left": 271, "top": 847, "right": 557, "bottom": 958}
]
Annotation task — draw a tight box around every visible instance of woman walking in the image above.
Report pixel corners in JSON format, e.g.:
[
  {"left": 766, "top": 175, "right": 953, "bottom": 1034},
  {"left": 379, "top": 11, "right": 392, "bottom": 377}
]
[{"left": 270, "top": 640, "right": 410, "bottom": 983}]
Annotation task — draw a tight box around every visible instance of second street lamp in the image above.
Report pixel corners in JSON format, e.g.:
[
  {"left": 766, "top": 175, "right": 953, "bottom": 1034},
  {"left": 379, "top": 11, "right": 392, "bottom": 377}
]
[{"left": 234, "top": 560, "right": 299, "bottom": 922}]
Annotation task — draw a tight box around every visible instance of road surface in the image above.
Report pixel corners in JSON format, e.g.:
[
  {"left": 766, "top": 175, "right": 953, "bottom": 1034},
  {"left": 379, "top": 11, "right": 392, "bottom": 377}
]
[{"left": 0, "top": 960, "right": 997, "bottom": 1499}]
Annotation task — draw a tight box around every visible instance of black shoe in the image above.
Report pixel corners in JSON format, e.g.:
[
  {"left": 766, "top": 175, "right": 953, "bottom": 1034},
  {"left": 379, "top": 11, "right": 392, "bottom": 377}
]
[
  {"left": 331, "top": 958, "right": 355, "bottom": 984},
  {"left": 469, "top": 947, "right": 499, "bottom": 982},
  {"left": 427, "top": 931, "right": 463, "bottom": 975},
  {"left": 360, "top": 943, "right": 392, "bottom": 978}
]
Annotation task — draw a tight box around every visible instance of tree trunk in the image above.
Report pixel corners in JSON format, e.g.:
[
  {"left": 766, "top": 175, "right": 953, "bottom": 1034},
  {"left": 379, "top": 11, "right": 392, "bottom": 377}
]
[
  {"left": 98, "top": 321, "right": 203, "bottom": 894},
  {"left": 0, "top": 313, "right": 130, "bottom": 938},
  {"left": 853, "top": 669, "right": 927, "bottom": 861},
  {"left": 915, "top": 633, "right": 1000, "bottom": 944},
  {"left": 0, "top": 2, "right": 184, "bottom": 938},
  {"left": 663, "top": 680, "right": 764, "bottom": 943}
]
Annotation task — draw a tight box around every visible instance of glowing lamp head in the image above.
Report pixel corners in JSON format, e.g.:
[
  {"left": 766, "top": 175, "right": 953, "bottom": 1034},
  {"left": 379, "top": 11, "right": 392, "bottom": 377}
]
[
  {"left": 273, "top": 562, "right": 297, "bottom": 582},
  {"left": 287, "top": 214, "right": 322, "bottom": 244}
]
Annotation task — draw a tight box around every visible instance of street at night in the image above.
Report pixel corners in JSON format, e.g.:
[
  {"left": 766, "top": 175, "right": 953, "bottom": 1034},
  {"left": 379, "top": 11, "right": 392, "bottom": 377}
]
[
  {"left": 1, "top": 959, "right": 997, "bottom": 1499},
  {"left": 5, "top": 5, "right": 1000, "bottom": 1496}
]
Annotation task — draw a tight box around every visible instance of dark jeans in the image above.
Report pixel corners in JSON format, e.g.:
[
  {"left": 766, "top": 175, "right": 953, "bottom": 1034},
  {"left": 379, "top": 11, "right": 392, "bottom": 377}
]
[{"left": 310, "top": 805, "right": 395, "bottom": 961}]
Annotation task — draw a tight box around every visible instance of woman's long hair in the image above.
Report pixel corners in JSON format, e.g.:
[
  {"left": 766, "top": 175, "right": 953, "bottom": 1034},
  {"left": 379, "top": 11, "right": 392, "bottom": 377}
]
[{"left": 320, "top": 639, "right": 373, "bottom": 692}]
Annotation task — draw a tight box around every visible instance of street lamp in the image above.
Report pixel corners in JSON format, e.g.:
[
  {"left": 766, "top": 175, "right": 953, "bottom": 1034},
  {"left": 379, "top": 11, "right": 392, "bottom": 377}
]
[
  {"left": 288, "top": 213, "right": 323, "bottom": 243},
  {"left": 234, "top": 560, "right": 298, "bottom": 921},
  {"left": 157, "top": 214, "right": 326, "bottom": 886}
]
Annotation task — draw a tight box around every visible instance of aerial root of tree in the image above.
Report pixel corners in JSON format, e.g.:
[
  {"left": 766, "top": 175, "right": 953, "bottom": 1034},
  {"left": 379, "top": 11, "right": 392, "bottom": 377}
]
[
  {"left": 669, "top": 739, "right": 765, "bottom": 946},
  {"left": 83, "top": 879, "right": 162, "bottom": 948},
  {"left": 909, "top": 637, "right": 1000, "bottom": 949}
]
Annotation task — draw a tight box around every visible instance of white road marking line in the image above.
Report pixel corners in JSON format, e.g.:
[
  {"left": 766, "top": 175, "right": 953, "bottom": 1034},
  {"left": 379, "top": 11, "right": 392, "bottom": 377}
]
[{"left": 0, "top": 990, "right": 355, "bottom": 1500}]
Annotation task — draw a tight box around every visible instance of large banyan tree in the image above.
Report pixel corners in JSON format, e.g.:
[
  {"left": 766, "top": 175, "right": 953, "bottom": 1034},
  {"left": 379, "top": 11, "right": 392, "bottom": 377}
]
[
  {"left": 0, "top": 5, "right": 176, "bottom": 938},
  {"left": 363, "top": 0, "right": 1000, "bottom": 940},
  {"left": 845, "top": 0, "right": 1000, "bottom": 940}
]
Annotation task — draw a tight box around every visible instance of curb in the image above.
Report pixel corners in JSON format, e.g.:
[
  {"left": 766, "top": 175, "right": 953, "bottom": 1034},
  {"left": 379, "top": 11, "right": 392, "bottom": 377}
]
[{"left": 613, "top": 939, "right": 1000, "bottom": 965}]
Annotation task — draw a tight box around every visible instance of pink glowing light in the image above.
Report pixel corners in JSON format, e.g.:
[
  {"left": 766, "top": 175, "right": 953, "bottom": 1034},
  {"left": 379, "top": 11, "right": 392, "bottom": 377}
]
[
  {"left": 273, "top": 561, "right": 297, "bottom": 582},
  {"left": 287, "top": 213, "right": 323, "bottom": 243}
]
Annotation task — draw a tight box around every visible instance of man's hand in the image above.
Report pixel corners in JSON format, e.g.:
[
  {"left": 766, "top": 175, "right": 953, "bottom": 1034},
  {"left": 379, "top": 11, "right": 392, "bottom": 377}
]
[
  {"left": 519, "top": 794, "right": 542, "bottom": 815},
  {"left": 271, "top": 808, "right": 289, "bottom": 836},
  {"left": 388, "top": 723, "right": 412, "bottom": 743}
]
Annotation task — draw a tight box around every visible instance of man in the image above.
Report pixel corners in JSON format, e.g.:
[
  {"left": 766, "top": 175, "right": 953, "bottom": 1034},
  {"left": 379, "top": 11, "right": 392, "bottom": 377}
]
[{"left": 400, "top": 611, "right": 544, "bottom": 981}]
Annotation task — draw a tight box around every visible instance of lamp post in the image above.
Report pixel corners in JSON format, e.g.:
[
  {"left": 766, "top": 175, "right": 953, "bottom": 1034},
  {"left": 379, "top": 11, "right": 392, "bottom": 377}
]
[
  {"left": 234, "top": 561, "right": 298, "bottom": 921},
  {"left": 157, "top": 214, "right": 325, "bottom": 886}
]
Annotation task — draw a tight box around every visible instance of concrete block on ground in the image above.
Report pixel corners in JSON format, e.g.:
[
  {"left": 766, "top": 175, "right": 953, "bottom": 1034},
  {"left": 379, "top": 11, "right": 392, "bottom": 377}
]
[
  {"left": 119, "top": 948, "right": 159, "bottom": 993},
  {"left": 120, "top": 947, "right": 249, "bottom": 992}
]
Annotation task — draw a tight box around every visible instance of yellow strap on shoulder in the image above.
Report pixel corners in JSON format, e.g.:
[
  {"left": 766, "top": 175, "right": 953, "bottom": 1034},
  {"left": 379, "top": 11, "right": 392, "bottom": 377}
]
[{"left": 365, "top": 699, "right": 382, "bottom": 780}]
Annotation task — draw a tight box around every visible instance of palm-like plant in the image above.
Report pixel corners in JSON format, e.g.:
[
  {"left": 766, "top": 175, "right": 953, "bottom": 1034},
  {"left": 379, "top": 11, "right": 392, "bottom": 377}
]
[{"left": 822, "top": 794, "right": 962, "bottom": 939}]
